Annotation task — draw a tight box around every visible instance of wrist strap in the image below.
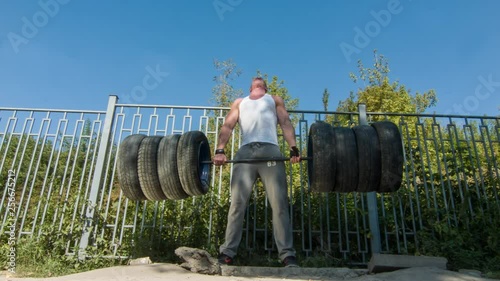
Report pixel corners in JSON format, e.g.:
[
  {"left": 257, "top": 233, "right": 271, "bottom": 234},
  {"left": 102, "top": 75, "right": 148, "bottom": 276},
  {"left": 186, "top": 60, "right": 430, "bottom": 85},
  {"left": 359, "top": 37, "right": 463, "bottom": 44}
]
[
  {"left": 290, "top": 146, "right": 299, "bottom": 157},
  {"left": 215, "top": 149, "right": 225, "bottom": 155}
]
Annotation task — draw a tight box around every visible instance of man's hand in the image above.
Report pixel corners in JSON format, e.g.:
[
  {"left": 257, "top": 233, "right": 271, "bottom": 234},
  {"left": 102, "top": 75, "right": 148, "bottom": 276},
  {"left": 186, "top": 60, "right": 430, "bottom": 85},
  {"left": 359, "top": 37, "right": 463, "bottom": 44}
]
[
  {"left": 213, "top": 153, "right": 227, "bottom": 166},
  {"left": 290, "top": 146, "right": 301, "bottom": 164}
]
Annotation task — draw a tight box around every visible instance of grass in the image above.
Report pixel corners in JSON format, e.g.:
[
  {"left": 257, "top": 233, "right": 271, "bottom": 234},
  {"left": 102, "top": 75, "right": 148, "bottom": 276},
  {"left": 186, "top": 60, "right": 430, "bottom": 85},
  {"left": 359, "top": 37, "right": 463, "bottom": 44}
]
[{"left": 1, "top": 236, "right": 126, "bottom": 278}]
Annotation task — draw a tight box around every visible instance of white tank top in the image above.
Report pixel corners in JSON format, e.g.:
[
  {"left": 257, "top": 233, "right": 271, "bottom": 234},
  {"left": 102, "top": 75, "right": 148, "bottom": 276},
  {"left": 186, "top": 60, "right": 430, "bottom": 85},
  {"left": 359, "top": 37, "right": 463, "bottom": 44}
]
[{"left": 238, "top": 94, "right": 279, "bottom": 146}]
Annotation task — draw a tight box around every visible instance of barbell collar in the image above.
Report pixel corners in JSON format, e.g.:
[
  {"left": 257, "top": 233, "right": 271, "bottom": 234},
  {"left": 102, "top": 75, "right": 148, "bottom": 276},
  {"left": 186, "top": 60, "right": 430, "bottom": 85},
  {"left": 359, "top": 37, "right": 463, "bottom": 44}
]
[{"left": 202, "top": 156, "right": 311, "bottom": 164}]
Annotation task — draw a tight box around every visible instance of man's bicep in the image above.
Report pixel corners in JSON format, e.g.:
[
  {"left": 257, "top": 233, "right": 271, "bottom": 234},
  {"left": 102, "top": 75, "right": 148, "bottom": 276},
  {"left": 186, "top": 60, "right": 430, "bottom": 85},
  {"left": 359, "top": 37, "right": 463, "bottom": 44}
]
[
  {"left": 276, "top": 103, "right": 291, "bottom": 125},
  {"left": 223, "top": 102, "right": 240, "bottom": 129},
  {"left": 224, "top": 111, "right": 238, "bottom": 128}
]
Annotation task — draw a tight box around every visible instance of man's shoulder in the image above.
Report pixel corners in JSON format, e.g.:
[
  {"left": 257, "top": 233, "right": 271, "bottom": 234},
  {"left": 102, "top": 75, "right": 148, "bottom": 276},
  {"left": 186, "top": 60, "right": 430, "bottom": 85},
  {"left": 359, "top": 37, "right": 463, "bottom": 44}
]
[
  {"left": 231, "top": 97, "right": 244, "bottom": 108},
  {"left": 270, "top": 95, "right": 284, "bottom": 105}
]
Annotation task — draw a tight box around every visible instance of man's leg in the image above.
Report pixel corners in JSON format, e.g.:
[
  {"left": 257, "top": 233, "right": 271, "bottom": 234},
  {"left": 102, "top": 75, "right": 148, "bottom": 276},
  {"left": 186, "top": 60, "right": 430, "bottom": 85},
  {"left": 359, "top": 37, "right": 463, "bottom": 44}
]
[
  {"left": 219, "top": 147, "right": 258, "bottom": 258},
  {"left": 258, "top": 144, "right": 296, "bottom": 261}
]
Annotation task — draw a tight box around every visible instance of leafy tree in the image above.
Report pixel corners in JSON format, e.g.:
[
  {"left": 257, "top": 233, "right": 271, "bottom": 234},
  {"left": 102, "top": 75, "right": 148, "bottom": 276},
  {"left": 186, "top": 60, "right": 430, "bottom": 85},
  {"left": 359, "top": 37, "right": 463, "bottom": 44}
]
[
  {"left": 210, "top": 59, "right": 243, "bottom": 107},
  {"left": 322, "top": 89, "right": 330, "bottom": 112},
  {"left": 337, "top": 50, "right": 437, "bottom": 116}
]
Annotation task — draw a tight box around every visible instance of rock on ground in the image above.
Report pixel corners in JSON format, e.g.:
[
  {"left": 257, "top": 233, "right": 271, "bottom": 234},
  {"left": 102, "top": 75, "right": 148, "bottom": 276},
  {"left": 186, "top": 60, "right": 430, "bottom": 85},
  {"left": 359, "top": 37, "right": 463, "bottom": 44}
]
[{"left": 174, "top": 246, "right": 221, "bottom": 275}]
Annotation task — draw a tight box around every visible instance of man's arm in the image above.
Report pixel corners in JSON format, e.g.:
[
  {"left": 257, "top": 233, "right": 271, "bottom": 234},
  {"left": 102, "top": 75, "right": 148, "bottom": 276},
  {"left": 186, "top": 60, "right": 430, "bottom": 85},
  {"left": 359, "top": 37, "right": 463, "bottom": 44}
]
[
  {"left": 213, "top": 99, "right": 241, "bottom": 165},
  {"left": 273, "top": 96, "right": 300, "bottom": 163},
  {"left": 273, "top": 96, "right": 297, "bottom": 147},
  {"left": 217, "top": 98, "right": 241, "bottom": 149}
]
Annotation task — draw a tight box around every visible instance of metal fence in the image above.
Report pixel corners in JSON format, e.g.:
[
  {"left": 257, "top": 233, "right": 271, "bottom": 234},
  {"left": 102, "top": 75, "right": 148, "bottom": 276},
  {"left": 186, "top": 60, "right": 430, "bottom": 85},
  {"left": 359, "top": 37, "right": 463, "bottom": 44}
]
[
  {"left": 1, "top": 95, "right": 499, "bottom": 264},
  {"left": 0, "top": 107, "right": 106, "bottom": 255}
]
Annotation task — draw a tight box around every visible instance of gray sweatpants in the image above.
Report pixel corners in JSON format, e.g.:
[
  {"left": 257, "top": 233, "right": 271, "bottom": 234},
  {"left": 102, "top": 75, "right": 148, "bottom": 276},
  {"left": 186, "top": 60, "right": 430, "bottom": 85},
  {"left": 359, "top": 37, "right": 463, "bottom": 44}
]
[{"left": 219, "top": 142, "right": 296, "bottom": 261}]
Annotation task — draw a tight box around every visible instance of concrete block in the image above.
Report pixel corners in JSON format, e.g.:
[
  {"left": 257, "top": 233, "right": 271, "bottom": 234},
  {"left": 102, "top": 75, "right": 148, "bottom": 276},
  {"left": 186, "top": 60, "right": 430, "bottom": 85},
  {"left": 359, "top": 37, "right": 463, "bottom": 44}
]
[
  {"left": 368, "top": 253, "right": 448, "bottom": 273},
  {"left": 127, "top": 257, "right": 152, "bottom": 265},
  {"left": 221, "top": 265, "right": 367, "bottom": 280}
]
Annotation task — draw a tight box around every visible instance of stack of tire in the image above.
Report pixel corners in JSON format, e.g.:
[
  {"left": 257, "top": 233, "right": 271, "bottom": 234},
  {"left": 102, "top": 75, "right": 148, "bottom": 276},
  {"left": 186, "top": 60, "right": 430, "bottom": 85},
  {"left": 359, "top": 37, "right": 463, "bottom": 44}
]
[
  {"left": 307, "top": 121, "right": 404, "bottom": 193},
  {"left": 117, "top": 131, "right": 212, "bottom": 201}
]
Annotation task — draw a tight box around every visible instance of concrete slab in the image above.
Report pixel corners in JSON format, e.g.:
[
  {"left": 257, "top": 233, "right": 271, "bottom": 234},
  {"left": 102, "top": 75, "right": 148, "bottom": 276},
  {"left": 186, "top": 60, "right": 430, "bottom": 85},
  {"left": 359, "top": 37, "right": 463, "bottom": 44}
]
[
  {"left": 368, "top": 253, "right": 448, "bottom": 273},
  {"left": 221, "top": 265, "right": 368, "bottom": 280}
]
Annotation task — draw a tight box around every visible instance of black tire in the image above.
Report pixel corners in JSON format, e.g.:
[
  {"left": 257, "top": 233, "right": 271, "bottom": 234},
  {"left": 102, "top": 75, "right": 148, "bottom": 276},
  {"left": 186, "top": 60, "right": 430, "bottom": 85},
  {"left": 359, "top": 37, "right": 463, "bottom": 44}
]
[
  {"left": 138, "top": 136, "right": 167, "bottom": 201},
  {"left": 371, "top": 121, "right": 404, "bottom": 193},
  {"left": 158, "top": 134, "right": 189, "bottom": 200},
  {"left": 307, "top": 121, "right": 335, "bottom": 192},
  {"left": 353, "top": 125, "right": 381, "bottom": 192},
  {"left": 177, "top": 131, "right": 212, "bottom": 196},
  {"left": 332, "top": 127, "right": 359, "bottom": 193},
  {"left": 117, "top": 134, "right": 147, "bottom": 201}
]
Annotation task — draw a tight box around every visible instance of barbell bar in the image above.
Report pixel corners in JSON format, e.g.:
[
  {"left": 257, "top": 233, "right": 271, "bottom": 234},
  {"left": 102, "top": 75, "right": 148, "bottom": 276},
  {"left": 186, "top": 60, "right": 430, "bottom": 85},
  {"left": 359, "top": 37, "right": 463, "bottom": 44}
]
[{"left": 201, "top": 157, "right": 312, "bottom": 164}]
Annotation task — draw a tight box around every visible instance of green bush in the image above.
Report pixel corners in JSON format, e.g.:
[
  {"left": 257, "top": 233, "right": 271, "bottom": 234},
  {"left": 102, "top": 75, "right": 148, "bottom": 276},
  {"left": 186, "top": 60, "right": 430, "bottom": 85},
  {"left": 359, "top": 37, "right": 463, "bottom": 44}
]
[{"left": 418, "top": 203, "right": 500, "bottom": 276}]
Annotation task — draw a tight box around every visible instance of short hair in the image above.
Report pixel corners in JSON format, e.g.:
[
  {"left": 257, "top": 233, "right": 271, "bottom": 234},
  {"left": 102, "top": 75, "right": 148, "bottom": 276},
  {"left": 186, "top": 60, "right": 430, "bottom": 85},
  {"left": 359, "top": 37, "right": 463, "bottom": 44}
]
[{"left": 250, "top": 77, "right": 268, "bottom": 92}]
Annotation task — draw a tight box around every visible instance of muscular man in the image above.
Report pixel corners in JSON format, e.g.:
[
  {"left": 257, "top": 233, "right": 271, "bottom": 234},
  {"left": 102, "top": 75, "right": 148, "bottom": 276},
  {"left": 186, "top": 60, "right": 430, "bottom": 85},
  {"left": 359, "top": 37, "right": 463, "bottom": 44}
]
[{"left": 214, "top": 77, "right": 300, "bottom": 267}]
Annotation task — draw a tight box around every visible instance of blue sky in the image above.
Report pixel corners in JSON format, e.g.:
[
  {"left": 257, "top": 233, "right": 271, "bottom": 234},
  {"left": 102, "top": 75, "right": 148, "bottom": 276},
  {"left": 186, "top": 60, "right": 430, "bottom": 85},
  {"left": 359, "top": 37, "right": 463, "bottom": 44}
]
[{"left": 0, "top": 0, "right": 499, "bottom": 116}]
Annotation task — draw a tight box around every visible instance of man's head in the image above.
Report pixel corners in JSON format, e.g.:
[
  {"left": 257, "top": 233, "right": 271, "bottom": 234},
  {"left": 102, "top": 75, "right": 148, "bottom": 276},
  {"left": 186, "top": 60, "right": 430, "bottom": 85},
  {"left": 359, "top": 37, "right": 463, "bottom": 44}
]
[{"left": 250, "top": 77, "right": 268, "bottom": 93}]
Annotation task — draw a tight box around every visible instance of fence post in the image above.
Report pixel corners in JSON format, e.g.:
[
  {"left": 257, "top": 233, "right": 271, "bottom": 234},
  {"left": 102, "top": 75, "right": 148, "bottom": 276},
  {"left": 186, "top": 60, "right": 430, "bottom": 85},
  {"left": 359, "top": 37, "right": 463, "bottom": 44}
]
[
  {"left": 78, "top": 95, "right": 118, "bottom": 259},
  {"left": 358, "top": 103, "right": 382, "bottom": 254}
]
